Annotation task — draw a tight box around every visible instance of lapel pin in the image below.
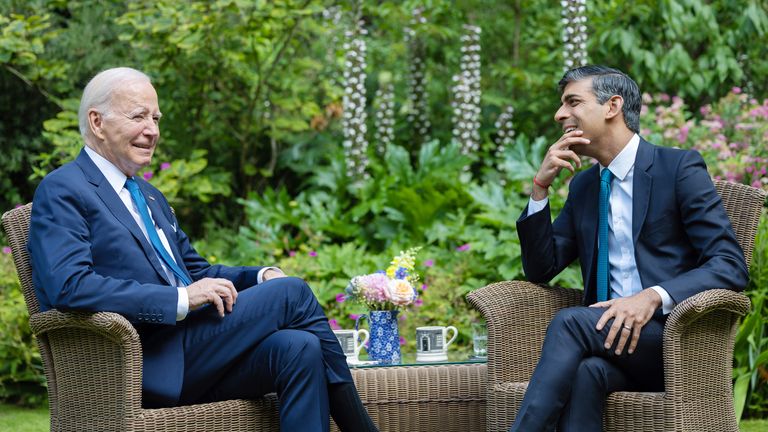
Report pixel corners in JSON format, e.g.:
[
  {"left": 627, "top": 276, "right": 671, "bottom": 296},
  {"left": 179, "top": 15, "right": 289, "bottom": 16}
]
[{"left": 148, "top": 195, "right": 156, "bottom": 201}]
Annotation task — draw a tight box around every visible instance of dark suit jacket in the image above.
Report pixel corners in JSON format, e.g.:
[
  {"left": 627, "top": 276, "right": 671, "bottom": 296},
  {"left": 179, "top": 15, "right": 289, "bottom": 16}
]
[
  {"left": 29, "top": 148, "right": 265, "bottom": 406},
  {"left": 517, "top": 138, "right": 748, "bottom": 306}
]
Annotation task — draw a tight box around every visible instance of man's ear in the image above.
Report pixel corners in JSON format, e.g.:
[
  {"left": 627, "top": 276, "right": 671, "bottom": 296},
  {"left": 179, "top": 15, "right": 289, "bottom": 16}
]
[
  {"left": 605, "top": 95, "right": 624, "bottom": 120},
  {"left": 88, "top": 109, "right": 105, "bottom": 140}
]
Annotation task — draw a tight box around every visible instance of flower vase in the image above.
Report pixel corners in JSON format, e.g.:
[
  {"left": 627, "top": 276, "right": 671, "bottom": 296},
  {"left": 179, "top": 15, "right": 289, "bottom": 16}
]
[{"left": 356, "top": 310, "right": 400, "bottom": 364}]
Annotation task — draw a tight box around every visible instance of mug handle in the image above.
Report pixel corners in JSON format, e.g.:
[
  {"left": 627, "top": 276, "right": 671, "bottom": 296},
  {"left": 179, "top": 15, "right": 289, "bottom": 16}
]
[
  {"left": 355, "top": 329, "right": 370, "bottom": 356},
  {"left": 445, "top": 326, "right": 458, "bottom": 348}
]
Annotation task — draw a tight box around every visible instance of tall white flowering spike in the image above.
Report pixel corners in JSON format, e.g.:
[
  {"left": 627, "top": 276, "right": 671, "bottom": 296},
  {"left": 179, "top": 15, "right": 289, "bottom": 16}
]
[
  {"left": 342, "top": 21, "right": 370, "bottom": 180},
  {"left": 405, "top": 7, "right": 431, "bottom": 147},
  {"left": 451, "top": 24, "right": 482, "bottom": 161},
  {"left": 373, "top": 78, "right": 395, "bottom": 156},
  {"left": 493, "top": 105, "right": 515, "bottom": 184},
  {"left": 561, "top": 0, "right": 589, "bottom": 72}
]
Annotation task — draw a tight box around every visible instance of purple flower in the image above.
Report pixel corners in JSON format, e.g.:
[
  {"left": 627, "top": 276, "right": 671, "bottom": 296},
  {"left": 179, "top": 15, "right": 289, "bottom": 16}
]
[
  {"left": 421, "top": 284, "right": 428, "bottom": 291},
  {"left": 349, "top": 313, "right": 361, "bottom": 321},
  {"left": 288, "top": 250, "right": 296, "bottom": 257},
  {"left": 423, "top": 259, "right": 434, "bottom": 267},
  {"left": 752, "top": 180, "right": 762, "bottom": 188},
  {"left": 456, "top": 243, "right": 471, "bottom": 252},
  {"left": 14, "top": 203, "right": 23, "bottom": 208},
  {"left": 395, "top": 267, "right": 408, "bottom": 279},
  {"left": 160, "top": 162, "right": 172, "bottom": 171},
  {"left": 399, "top": 336, "right": 406, "bottom": 346},
  {"left": 328, "top": 319, "right": 341, "bottom": 330},
  {"left": 415, "top": 298, "right": 423, "bottom": 307},
  {"left": 309, "top": 251, "right": 318, "bottom": 257},
  {"left": 2, "top": 246, "right": 11, "bottom": 254},
  {"left": 732, "top": 86, "right": 742, "bottom": 94},
  {"left": 335, "top": 293, "right": 346, "bottom": 303},
  {"left": 143, "top": 171, "right": 154, "bottom": 181}
]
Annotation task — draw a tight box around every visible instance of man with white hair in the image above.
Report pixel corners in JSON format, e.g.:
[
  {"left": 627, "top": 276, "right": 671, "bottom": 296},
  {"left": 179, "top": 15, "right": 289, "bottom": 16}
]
[{"left": 29, "top": 67, "right": 377, "bottom": 432}]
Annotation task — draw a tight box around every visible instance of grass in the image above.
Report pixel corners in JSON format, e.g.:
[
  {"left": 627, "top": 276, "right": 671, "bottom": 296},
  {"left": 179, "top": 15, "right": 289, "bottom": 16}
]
[
  {"left": 0, "top": 404, "right": 49, "bottom": 432},
  {"left": 0, "top": 403, "right": 766, "bottom": 431}
]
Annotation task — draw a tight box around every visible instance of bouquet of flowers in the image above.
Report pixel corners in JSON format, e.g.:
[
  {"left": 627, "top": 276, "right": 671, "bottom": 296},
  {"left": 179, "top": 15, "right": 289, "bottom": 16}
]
[{"left": 345, "top": 247, "right": 421, "bottom": 310}]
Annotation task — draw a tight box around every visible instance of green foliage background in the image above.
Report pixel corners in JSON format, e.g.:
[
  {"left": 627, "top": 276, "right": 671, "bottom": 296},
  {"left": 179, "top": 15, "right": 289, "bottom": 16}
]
[{"left": 1, "top": 0, "right": 767, "bottom": 417}]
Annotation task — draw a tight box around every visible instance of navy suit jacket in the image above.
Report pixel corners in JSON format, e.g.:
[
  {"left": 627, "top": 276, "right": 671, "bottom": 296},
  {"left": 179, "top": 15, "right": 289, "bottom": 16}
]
[
  {"left": 29, "top": 149, "right": 265, "bottom": 406},
  {"left": 517, "top": 138, "right": 748, "bottom": 306}
]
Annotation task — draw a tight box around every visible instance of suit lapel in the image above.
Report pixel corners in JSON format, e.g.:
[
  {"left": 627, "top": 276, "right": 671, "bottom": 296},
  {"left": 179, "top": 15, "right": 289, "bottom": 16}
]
[
  {"left": 632, "top": 139, "right": 655, "bottom": 244},
  {"left": 75, "top": 150, "right": 172, "bottom": 285},
  {"left": 141, "top": 182, "right": 192, "bottom": 283}
]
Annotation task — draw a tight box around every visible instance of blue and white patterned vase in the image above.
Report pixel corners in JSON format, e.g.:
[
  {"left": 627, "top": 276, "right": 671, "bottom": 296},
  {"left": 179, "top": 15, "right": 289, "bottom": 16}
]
[{"left": 356, "top": 310, "right": 400, "bottom": 364}]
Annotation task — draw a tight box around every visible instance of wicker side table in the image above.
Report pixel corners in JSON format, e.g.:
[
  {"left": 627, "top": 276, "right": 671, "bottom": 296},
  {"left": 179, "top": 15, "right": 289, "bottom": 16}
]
[{"left": 332, "top": 362, "right": 487, "bottom": 432}]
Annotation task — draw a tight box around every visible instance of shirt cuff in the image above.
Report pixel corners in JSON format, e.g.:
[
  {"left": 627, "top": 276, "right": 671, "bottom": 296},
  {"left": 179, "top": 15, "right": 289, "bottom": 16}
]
[
  {"left": 257, "top": 267, "right": 283, "bottom": 284},
  {"left": 176, "top": 287, "right": 189, "bottom": 321},
  {"left": 527, "top": 196, "right": 549, "bottom": 217},
  {"left": 649, "top": 285, "right": 676, "bottom": 315}
]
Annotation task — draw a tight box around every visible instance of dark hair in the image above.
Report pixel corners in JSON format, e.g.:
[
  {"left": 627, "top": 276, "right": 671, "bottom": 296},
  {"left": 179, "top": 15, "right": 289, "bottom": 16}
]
[{"left": 558, "top": 65, "right": 641, "bottom": 133}]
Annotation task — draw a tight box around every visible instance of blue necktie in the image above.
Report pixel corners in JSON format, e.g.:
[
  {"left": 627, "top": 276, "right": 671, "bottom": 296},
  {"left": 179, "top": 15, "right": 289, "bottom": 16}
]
[
  {"left": 125, "top": 178, "right": 191, "bottom": 286},
  {"left": 596, "top": 168, "right": 613, "bottom": 303}
]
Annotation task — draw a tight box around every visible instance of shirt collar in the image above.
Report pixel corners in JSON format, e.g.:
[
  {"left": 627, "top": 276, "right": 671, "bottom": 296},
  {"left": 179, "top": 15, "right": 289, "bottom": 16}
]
[
  {"left": 83, "top": 145, "right": 129, "bottom": 194},
  {"left": 599, "top": 133, "right": 639, "bottom": 181}
]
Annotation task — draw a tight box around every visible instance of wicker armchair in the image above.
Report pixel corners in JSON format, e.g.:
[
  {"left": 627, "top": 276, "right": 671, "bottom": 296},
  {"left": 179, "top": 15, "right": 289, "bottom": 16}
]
[
  {"left": 467, "top": 180, "right": 767, "bottom": 432},
  {"left": 2, "top": 203, "right": 280, "bottom": 431}
]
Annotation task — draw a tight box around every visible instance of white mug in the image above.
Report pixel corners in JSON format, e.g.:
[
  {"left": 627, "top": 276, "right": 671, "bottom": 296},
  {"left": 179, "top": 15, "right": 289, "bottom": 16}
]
[
  {"left": 415, "top": 326, "right": 458, "bottom": 362},
  {"left": 333, "top": 329, "right": 369, "bottom": 362}
]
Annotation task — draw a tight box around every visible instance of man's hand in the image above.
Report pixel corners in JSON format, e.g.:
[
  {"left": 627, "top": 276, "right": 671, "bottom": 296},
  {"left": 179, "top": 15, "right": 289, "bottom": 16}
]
[
  {"left": 591, "top": 288, "right": 662, "bottom": 355},
  {"left": 187, "top": 278, "right": 238, "bottom": 317},
  {"left": 263, "top": 268, "right": 286, "bottom": 281},
  {"left": 532, "top": 130, "right": 590, "bottom": 200}
]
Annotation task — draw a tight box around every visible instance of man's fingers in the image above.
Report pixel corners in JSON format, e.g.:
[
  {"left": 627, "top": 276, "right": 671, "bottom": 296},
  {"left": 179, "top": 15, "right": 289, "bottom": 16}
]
[
  {"left": 208, "top": 291, "right": 225, "bottom": 317},
  {"left": 614, "top": 321, "right": 632, "bottom": 355},
  {"left": 628, "top": 326, "right": 642, "bottom": 354},
  {"left": 595, "top": 307, "right": 613, "bottom": 331}
]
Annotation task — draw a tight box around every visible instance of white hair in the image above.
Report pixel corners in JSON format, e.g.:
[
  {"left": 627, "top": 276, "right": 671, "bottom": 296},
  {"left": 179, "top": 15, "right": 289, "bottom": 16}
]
[{"left": 78, "top": 67, "right": 152, "bottom": 139}]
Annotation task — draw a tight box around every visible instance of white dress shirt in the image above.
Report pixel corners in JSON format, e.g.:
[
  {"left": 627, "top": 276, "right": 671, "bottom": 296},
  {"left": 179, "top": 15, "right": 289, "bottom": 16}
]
[{"left": 527, "top": 134, "right": 675, "bottom": 314}]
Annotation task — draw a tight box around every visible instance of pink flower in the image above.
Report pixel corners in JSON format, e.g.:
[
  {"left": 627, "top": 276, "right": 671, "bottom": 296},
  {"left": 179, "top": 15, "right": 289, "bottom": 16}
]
[
  {"left": 143, "top": 171, "right": 154, "bottom": 181},
  {"left": 309, "top": 251, "right": 318, "bottom": 257},
  {"left": 456, "top": 243, "right": 471, "bottom": 252},
  {"left": 732, "top": 86, "right": 742, "bottom": 94},
  {"left": 288, "top": 250, "right": 296, "bottom": 257},
  {"left": 677, "top": 125, "right": 689, "bottom": 144},
  {"left": 752, "top": 180, "right": 762, "bottom": 188},
  {"left": 160, "top": 162, "right": 171, "bottom": 171},
  {"left": 415, "top": 298, "right": 423, "bottom": 307},
  {"left": 328, "top": 319, "right": 341, "bottom": 330},
  {"left": 421, "top": 284, "right": 428, "bottom": 291},
  {"left": 14, "top": 203, "right": 23, "bottom": 208},
  {"left": 2, "top": 246, "right": 11, "bottom": 254},
  {"left": 399, "top": 336, "right": 406, "bottom": 346},
  {"left": 349, "top": 313, "right": 361, "bottom": 321},
  {"left": 659, "top": 93, "right": 671, "bottom": 102},
  {"left": 335, "top": 293, "right": 346, "bottom": 303},
  {"left": 423, "top": 259, "right": 434, "bottom": 267}
]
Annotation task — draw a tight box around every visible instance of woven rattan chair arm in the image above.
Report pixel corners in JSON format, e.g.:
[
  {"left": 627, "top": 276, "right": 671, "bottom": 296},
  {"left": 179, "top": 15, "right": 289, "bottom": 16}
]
[
  {"left": 467, "top": 280, "right": 582, "bottom": 383},
  {"left": 29, "top": 309, "right": 146, "bottom": 418},
  {"left": 29, "top": 309, "right": 141, "bottom": 345},
  {"left": 661, "top": 289, "right": 750, "bottom": 398}
]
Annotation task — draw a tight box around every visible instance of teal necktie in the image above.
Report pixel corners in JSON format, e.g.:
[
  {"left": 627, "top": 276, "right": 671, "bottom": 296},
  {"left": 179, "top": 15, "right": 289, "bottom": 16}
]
[
  {"left": 125, "top": 178, "right": 192, "bottom": 286},
  {"left": 596, "top": 168, "right": 613, "bottom": 303}
]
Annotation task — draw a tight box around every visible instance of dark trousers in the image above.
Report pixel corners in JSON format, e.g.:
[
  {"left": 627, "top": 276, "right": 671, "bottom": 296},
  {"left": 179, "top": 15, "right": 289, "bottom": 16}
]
[
  {"left": 509, "top": 306, "right": 666, "bottom": 432},
  {"left": 178, "top": 277, "right": 352, "bottom": 432}
]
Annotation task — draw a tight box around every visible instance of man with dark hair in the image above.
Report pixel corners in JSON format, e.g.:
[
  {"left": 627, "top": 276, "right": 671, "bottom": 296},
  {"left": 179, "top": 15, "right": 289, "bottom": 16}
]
[
  {"left": 29, "top": 67, "right": 378, "bottom": 432},
  {"left": 510, "top": 65, "right": 747, "bottom": 431}
]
